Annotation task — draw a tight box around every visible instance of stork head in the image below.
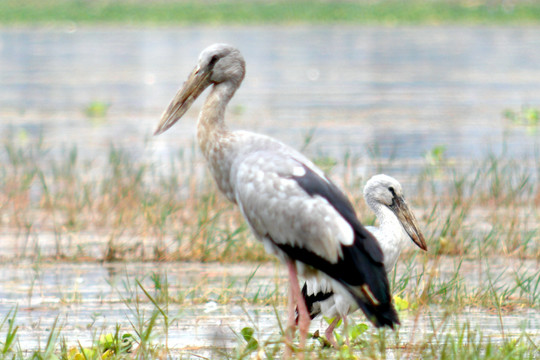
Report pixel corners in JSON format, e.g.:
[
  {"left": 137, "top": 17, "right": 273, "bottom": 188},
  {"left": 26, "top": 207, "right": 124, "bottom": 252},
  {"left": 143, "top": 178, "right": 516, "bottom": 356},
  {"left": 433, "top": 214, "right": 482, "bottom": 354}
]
[
  {"left": 364, "top": 174, "right": 427, "bottom": 251},
  {"left": 154, "top": 43, "right": 246, "bottom": 135}
]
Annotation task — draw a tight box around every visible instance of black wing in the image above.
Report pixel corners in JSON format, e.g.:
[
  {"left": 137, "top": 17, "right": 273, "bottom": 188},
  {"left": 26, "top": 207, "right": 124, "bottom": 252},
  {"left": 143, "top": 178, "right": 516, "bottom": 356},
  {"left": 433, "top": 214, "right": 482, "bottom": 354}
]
[
  {"left": 293, "top": 165, "right": 384, "bottom": 264},
  {"left": 300, "top": 282, "right": 332, "bottom": 320},
  {"left": 282, "top": 164, "right": 399, "bottom": 328}
]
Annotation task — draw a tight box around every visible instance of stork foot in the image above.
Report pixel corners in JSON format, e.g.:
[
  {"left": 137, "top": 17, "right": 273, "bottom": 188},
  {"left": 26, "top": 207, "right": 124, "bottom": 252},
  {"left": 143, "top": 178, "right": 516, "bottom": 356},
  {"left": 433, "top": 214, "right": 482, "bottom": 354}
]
[{"left": 313, "top": 330, "right": 332, "bottom": 348}]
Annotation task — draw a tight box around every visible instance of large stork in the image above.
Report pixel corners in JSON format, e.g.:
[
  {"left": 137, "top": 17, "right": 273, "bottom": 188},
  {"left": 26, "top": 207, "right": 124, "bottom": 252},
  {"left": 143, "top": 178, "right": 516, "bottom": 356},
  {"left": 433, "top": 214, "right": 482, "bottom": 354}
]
[
  {"left": 302, "top": 174, "right": 427, "bottom": 347},
  {"left": 154, "top": 44, "right": 399, "bottom": 351}
]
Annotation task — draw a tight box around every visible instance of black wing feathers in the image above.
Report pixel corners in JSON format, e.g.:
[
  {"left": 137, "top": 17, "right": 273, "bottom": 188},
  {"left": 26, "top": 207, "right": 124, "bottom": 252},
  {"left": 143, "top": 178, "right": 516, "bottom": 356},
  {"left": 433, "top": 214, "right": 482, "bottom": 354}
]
[
  {"left": 301, "top": 283, "right": 332, "bottom": 320},
  {"left": 286, "top": 164, "right": 399, "bottom": 328},
  {"left": 293, "top": 165, "right": 384, "bottom": 264}
]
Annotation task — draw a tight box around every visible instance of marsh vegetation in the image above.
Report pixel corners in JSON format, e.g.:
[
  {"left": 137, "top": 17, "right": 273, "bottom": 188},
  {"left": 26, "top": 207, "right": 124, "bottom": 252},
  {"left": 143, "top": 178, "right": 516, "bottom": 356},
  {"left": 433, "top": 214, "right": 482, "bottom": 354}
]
[
  {"left": 0, "top": 133, "right": 538, "bottom": 359},
  {"left": 0, "top": 25, "right": 539, "bottom": 359},
  {"left": 2, "top": 0, "right": 540, "bottom": 25}
]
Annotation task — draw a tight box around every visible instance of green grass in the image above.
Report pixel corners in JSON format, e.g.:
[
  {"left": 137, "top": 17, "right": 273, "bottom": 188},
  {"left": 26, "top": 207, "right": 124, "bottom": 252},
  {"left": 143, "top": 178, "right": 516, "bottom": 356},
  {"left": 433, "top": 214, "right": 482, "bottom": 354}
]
[
  {"left": 1, "top": 299, "right": 538, "bottom": 359},
  {"left": 2, "top": 0, "right": 540, "bottom": 25},
  {"left": 1, "top": 250, "right": 537, "bottom": 358},
  {"left": 0, "top": 134, "right": 539, "bottom": 262},
  {"left": 0, "top": 127, "right": 538, "bottom": 358}
]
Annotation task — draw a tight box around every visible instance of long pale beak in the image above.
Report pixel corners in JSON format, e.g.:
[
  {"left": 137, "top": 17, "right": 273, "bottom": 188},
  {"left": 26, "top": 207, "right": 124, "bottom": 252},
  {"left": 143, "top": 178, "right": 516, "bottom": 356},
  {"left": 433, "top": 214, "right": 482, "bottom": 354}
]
[
  {"left": 154, "top": 65, "right": 212, "bottom": 135},
  {"left": 390, "top": 196, "right": 428, "bottom": 251}
]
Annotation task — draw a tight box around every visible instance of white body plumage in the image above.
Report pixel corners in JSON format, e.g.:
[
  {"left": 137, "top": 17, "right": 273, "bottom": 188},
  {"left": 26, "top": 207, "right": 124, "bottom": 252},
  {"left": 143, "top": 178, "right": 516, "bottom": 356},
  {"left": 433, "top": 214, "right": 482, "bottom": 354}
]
[{"left": 302, "top": 174, "right": 427, "bottom": 337}]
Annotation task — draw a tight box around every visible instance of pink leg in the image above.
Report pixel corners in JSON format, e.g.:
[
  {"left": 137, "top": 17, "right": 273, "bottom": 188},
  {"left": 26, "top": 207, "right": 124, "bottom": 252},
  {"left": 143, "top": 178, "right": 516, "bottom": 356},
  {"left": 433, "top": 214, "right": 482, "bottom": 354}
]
[
  {"left": 324, "top": 316, "right": 340, "bottom": 348},
  {"left": 286, "top": 260, "right": 311, "bottom": 354},
  {"left": 283, "top": 280, "right": 295, "bottom": 358}
]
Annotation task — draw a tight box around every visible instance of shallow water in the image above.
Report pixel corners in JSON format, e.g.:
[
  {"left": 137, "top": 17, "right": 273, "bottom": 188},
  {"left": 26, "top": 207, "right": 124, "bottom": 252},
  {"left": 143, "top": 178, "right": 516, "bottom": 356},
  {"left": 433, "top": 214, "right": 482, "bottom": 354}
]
[
  {"left": 1, "top": 26, "right": 539, "bottom": 177},
  {"left": 1, "top": 260, "right": 538, "bottom": 356}
]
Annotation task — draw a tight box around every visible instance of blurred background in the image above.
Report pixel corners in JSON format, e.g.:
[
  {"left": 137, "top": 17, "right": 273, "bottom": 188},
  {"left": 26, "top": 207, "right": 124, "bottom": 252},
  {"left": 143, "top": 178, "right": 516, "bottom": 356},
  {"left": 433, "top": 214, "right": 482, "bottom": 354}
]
[
  {"left": 1, "top": 1, "right": 540, "bottom": 174},
  {"left": 0, "top": 1, "right": 539, "bottom": 358}
]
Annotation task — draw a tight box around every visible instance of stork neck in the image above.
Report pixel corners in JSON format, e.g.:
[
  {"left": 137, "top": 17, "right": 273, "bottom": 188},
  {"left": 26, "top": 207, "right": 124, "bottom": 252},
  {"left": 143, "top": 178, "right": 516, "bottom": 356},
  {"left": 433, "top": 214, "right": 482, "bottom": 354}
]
[
  {"left": 197, "top": 81, "right": 236, "bottom": 157},
  {"left": 196, "top": 81, "right": 240, "bottom": 202},
  {"left": 367, "top": 199, "right": 408, "bottom": 270}
]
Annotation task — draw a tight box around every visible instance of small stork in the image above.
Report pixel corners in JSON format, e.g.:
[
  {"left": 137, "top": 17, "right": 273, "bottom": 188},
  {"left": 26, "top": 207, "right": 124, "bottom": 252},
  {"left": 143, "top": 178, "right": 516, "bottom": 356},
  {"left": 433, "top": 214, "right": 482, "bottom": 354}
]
[
  {"left": 302, "top": 174, "right": 427, "bottom": 348},
  {"left": 154, "top": 44, "right": 399, "bottom": 350}
]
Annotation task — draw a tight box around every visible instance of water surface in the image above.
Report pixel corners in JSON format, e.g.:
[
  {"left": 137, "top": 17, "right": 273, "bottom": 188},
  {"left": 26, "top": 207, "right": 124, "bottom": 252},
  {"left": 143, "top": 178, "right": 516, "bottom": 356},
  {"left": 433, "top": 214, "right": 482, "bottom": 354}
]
[
  {"left": 1, "top": 259, "right": 538, "bottom": 356},
  {"left": 1, "top": 26, "right": 539, "bottom": 176}
]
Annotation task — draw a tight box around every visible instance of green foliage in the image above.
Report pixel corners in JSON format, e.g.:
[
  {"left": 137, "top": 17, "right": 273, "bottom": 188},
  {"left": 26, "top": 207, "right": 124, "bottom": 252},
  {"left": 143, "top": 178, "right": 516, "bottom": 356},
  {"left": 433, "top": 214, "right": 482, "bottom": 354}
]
[
  {"left": 84, "top": 101, "right": 110, "bottom": 121},
  {"left": 240, "top": 327, "right": 259, "bottom": 354},
  {"left": 313, "top": 155, "right": 338, "bottom": 173},
  {"left": 393, "top": 295, "right": 410, "bottom": 311},
  {"left": 0, "top": 308, "right": 19, "bottom": 356},
  {"left": 425, "top": 145, "right": 447, "bottom": 166},
  {"left": 0, "top": 109, "right": 538, "bottom": 358},
  {"left": 59, "top": 330, "right": 136, "bottom": 360},
  {"left": 2, "top": 1, "right": 540, "bottom": 25},
  {"left": 1, "top": 128, "right": 539, "bottom": 262},
  {"left": 503, "top": 106, "right": 540, "bottom": 134}
]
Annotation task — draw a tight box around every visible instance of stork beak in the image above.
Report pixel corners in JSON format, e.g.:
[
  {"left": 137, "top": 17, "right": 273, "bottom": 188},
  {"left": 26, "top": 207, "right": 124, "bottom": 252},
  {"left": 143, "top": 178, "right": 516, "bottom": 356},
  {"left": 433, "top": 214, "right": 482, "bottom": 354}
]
[
  {"left": 154, "top": 65, "right": 212, "bottom": 135},
  {"left": 390, "top": 196, "right": 428, "bottom": 251}
]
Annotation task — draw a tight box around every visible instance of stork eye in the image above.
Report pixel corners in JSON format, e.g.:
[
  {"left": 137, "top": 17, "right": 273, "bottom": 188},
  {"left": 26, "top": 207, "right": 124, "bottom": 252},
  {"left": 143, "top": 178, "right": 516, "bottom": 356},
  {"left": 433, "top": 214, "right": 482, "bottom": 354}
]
[
  {"left": 388, "top": 186, "right": 396, "bottom": 197},
  {"left": 209, "top": 54, "right": 219, "bottom": 67}
]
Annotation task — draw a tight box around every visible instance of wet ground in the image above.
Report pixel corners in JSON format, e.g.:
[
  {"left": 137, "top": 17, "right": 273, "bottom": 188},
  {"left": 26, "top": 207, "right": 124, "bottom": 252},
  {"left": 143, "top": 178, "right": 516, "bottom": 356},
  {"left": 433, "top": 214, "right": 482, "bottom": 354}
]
[{"left": 1, "top": 259, "right": 538, "bottom": 356}]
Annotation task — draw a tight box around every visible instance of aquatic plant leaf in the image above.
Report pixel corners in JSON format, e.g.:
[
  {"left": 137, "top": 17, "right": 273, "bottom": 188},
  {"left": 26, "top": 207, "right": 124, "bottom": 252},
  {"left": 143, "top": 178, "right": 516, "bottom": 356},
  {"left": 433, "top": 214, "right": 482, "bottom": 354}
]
[
  {"left": 503, "top": 109, "right": 518, "bottom": 122},
  {"left": 323, "top": 316, "right": 342, "bottom": 328},
  {"left": 121, "top": 333, "right": 136, "bottom": 352},
  {"left": 240, "top": 327, "right": 255, "bottom": 342},
  {"left": 245, "top": 338, "right": 259, "bottom": 352},
  {"left": 350, "top": 323, "right": 368, "bottom": 340},
  {"left": 240, "top": 327, "right": 258, "bottom": 353},
  {"left": 101, "top": 349, "right": 114, "bottom": 359},
  {"left": 85, "top": 101, "right": 110, "bottom": 118},
  {"left": 425, "top": 145, "right": 447, "bottom": 166},
  {"left": 98, "top": 333, "right": 115, "bottom": 349},
  {"left": 525, "top": 107, "right": 539, "bottom": 123},
  {"left": 68, "top": 347, "right": 95, "bottom": 360},
  {"left": 393, "top": 295, "right": 409, "bottom": 311}
]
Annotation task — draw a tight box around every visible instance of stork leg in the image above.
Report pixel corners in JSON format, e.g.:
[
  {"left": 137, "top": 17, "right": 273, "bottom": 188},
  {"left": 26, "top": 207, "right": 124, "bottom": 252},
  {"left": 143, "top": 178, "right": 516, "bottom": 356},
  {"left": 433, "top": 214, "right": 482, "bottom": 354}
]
[
  {"left": 285, "top": 260, "right": 311, "bottom": 354},
  {"left": 324, "top": 317, "right": 340, "bottom": 348},
  {"left": 284, "top": 277, "right": 296, "bottom": 358},
  {"left": 343, "top": 315, "right": 350, "bottom": 347}
]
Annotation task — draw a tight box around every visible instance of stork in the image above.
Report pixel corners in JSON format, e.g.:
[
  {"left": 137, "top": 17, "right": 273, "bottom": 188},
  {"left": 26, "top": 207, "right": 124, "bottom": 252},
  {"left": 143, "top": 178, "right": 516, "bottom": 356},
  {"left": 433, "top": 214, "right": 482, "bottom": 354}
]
[
  {"left": 154, "top": 44, "right": 399, "bottom": 352},
  {"left": 302, "top": 174, "right": 427, "bottom": 348}
]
